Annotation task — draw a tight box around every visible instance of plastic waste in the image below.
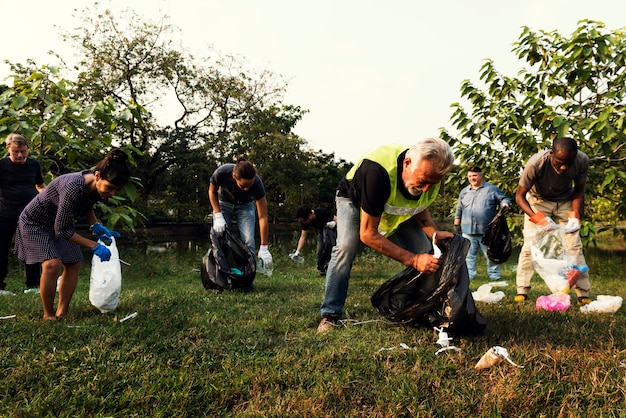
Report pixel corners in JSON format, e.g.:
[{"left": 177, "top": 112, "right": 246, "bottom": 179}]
[
  {"left": 434, "top": 327, "right": 461, "bottom": 355},
  {"left": 475, "top": 346, "right": 524, "bottom": 370},
  {"left": 289, "top": 253, "right": 304, "bottom": 263},
  {"left": 472, "top": 282, "right": 506, "bottom": 304},
  {"left": 580, "top": 295, "right": 623, "bottom": 314},
  {"left": 530, "top": 229, "right": 588, "bottom": 294},
  {"left": 536, "top": 293, "right": 571, "bottom": 312},
  {"left": 564, "top": 265, "right": 589, "bottom": 288},
  {"left": 257, "top": 258, "right": 273, "bottom": 277}
]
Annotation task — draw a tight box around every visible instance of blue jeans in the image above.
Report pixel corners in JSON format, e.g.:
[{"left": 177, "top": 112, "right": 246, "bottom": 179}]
[
  {"left": 462, "top": 233, "right": 500, "bottom": 280},
  {"left": 320, "top": 196, "right": 432, "bottom": 318},
  {"left": 219, "top": 201, "right": 257, "bottom": 258}
]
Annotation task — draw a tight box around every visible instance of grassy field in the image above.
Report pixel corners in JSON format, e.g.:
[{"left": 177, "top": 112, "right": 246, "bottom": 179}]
[{"left": 1, "top": 239, "right": 625, "bottom": 417}]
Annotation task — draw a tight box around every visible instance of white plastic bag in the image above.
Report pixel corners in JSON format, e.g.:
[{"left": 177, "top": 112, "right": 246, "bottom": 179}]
[
  {"left": 472, "top": 282, "right": 506, "bottom": 304},
  {"left": 89, "top": 238, "right": 122, "bottom": 313},
  {"left": 580, "top": 295, "right": 623, "bottom": 314}
]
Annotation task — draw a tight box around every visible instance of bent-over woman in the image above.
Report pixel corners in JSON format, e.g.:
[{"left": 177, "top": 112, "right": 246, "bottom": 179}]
[{"left": 15, "top": 148, "right": 131, "bottom": 319}]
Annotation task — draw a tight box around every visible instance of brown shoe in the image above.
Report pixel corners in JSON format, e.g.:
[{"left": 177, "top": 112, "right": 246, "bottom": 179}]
[{"left": 317, "top": 317, "right": 337, "bottom": 333}]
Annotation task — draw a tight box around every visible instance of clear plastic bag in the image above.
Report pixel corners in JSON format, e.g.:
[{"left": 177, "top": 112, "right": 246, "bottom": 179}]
[
  {"left": 529, "top": 229, "right": 587, "bottom": 294},
  {"left": 89, "top": 238, "right": 122, "bottom": 313}
]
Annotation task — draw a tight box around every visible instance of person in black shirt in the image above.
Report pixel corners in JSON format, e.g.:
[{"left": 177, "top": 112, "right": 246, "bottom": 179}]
[
  {"left": 292, "top": 206, "right": 337, "bottom": 275},
  {"left": 0, "top": 134, "right": 45, "bottom": 294},
  {"left": 208, "top": 157, "right": 273, "bottom": 270}
]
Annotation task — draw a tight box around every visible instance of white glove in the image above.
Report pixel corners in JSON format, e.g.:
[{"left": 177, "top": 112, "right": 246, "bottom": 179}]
[
  {"left": 212, "top": 212, "right": 226, "bottom": 235},
  {"left": 258, "top": 245, "right": 273, "bottom": 270},
  {"left": 563, "top": 217, "right": 580, "bottom": 234},
  {"left": 326, "top": 221, "right": 336, "bottom": 229}
]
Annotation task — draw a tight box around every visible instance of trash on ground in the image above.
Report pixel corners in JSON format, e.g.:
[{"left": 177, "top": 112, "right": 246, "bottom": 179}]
[
  {"left": 434, "top": 327, "right": 461, "bottom": 355},
  {"left": 472, "top": 282, "right": 506, "bottom": 303},
  {"left": 536, "top": 293, "right": 571, "bottom": 312},
  {"left": 580, "top": 295, "right": 623, "bottom": 314},
  {"left": 119, "top": 312, "right": 139, "bottom": 322},
  {"left": 475, "top": 346, "right": 524, "bottom": 370}
]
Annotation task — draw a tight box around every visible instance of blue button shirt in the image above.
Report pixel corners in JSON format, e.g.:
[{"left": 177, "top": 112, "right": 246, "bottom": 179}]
[{"left": 455, "top": 182, "right": 510, "bottom": 235}]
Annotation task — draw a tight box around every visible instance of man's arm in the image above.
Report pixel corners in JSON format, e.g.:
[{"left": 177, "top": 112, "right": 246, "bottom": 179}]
[
  {"left": 359, "top": 211, "right": 441, "bottom": 274},
  {"left": 296, "top": 230, "right": 308, "bottom": 252},
  {"left": 208, "top": 183, "right": 221, "bottom": 214},
  {"left": 255, "top": 196, "right": 270, "bottom": 246},
  {"left": 515, "top": 184, "right": 534, "bottom": 217},
  {"left": 570, "top": 183, "right": 585, "bottom": 219},
  {"left": 415, "top": 209, "right": 453, "bottom": 241}
]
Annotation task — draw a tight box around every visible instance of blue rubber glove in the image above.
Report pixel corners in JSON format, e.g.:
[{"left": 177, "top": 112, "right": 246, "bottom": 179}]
[
  {"left": 91, "top": 223, "right": 121, "bottom": 241},
  {"left": 91, "top": 243, "right": 112, "bottom": 262}
]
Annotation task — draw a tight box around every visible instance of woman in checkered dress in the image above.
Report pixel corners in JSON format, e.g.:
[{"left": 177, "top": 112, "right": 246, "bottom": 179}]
[{"left": 15, "top": 149, "right": 131, "bottom": 319}]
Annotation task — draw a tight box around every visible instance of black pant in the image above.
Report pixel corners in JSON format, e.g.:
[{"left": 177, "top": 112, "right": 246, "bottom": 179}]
[
  {"left": 316, "top": 226, "right": 337, "bottom": 274},
  {"left": 0, "top": 216, "right": 40, "bottom": 289}
]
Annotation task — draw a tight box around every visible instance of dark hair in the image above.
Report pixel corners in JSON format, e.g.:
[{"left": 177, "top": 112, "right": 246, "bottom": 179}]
[
  {"left": 94, "top": 148, "right": 131, "bottom": 186},
  {"left": 467, "top": 166, "right": 482, "bottom": 173},
  {"left": 553, "top": 137, "right": 578, "bottom": 154},
  {"left": 233, "top": 156, "right": 256, "bottom": 180},
  {"left": 296, "top": 205, "right": 312, "bottom": 219}
]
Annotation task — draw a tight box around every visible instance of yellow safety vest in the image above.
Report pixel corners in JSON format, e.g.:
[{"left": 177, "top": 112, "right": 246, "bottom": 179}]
[{"left": 346, "top": 144, "right": 440, "bottom": 236}]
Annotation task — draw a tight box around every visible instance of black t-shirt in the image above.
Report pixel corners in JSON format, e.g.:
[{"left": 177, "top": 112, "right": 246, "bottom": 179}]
[
  {"left": 209, "top": 163, "right": 266, "bottom": 204},
  {"left": 301, "top": 207, "right": 334, "bottom": 231},
  {"left": 0, "top": 157, "right": 44, "bottom": 217},
  {"left": 337, "top": 151, "right": 418, "bottom": 217}
]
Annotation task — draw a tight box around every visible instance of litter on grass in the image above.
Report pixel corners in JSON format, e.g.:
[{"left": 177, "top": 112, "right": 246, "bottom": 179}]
[
  {"left": 119, "top": 312, "right": 139, "bottom": 322},
  {"left": 0, "top": 315, "right": 16, "bottom": 320},
  {"left": 580, "top": 295, "right": 623, "bottom": 314},
  {"left": 377, "top": 343, "right": 415, "bottom": 353},
  {"left": 472, "top": 281, "right": 507, "bottom": 303},
  {"left": 434, "top": 327, "right": 461, "bottom": 355},
  {"left": 536, "top": 293, "right": 571, "bottom": 312},
  {"left": 475, "top": 346, "right": 524, "bottom": 371}
]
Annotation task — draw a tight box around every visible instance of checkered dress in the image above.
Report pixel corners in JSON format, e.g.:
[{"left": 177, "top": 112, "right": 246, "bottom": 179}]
[{"left": 15, "top": 171, "right": 99, "bottom": 264}]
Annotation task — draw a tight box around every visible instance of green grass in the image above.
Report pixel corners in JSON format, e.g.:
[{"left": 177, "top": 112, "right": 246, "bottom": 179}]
[{"left": 1, "top": 243, "right": 626, "bottom": 417}]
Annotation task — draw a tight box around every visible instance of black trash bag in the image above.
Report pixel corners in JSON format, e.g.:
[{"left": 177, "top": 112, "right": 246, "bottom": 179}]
[
  {"left": 481, "top": 206, "right": 512, "bottom": 264},
  {"left": 371, "top": 235, "right": 486, "bottom": 336},
  {"left": 200, "top": 228, "right": 256, "bottom": 291},
  {"left": 319, "top": 225, "right": 337, "bottom": 273}
]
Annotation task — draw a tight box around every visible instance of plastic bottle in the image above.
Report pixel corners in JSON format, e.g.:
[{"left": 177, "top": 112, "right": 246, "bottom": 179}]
[
  {"left": 289, "top": 253, "right": 304, "bottom": 263},
  {"left": 257, "top": 258, "right": 273, "bottom": 277}
]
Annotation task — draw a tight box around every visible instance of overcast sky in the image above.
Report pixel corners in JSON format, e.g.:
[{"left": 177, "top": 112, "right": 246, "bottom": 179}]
[{"left": 3, "top": 0, "right": 626, "bottom": 163}]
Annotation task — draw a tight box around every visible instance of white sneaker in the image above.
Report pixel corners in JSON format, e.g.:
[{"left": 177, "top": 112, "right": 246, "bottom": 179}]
[
  {"left": 24, "top": 288, "right": 40, "bottom": 294},
  {"left": 0, "top": 290, "right": 15, "bottom": 296}
]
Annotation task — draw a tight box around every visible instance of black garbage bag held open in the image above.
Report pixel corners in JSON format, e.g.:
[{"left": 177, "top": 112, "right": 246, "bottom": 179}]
[
  {"left": 371, "top": 235, "right": 486, "bottom": 336},
  {"left": 481, "top": 206, "right": 512, "bottom": 264},
  {"left": 200, "top": 228, "right": 256, "bottom": 291}
]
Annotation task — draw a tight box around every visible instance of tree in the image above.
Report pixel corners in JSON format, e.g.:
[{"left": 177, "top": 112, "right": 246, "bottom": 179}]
[
  {"left": 0, "top": 63, "right": 145, "bottom": 229},
  {"left": 66, "top": 6, "right": 288, "bottom": 203},
  {"left": 442, "top": 20, "right": 626, "bottom": 243}
]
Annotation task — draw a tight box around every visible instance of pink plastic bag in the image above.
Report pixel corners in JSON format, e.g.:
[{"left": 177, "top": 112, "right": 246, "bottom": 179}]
[{"left": 536, "top": 293, "right": 571, "bottom": 312}]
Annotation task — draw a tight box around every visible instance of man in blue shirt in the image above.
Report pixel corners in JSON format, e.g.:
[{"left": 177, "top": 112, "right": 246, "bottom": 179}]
[{"left": 454, "top": 166, "right": 510, "bottom": 280}]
